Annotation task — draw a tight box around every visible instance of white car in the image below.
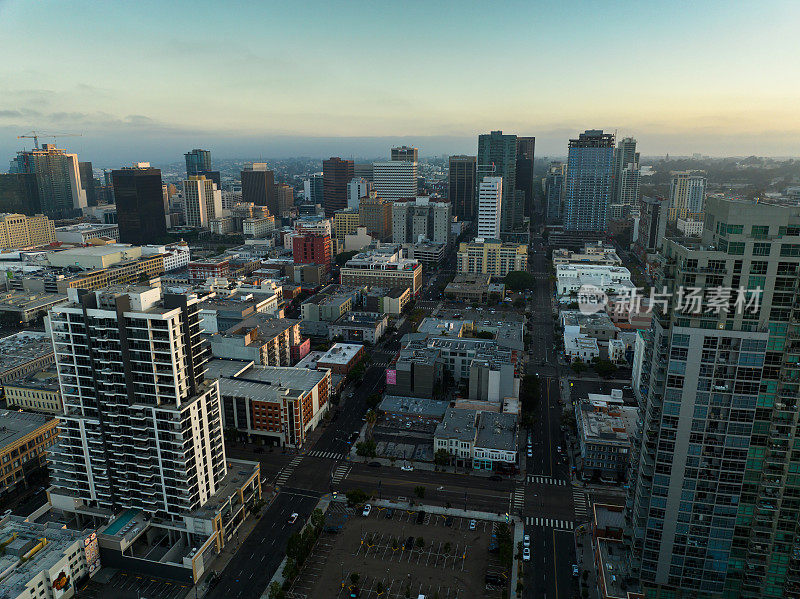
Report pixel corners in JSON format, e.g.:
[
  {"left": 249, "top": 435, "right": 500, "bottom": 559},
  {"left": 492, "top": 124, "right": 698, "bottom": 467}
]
[
  {"left": 523, "top": 534, "right": 530, "bottom": 548},
  {"left": 522, "top": 547, "right": 531, "bottom": 561},
  {"left": 287, "top": 513, "right": 298, "bottom": 524},
  {"left": 469, "top": 519, "right": 477, "bottom": 530},
  {"left": 400, "top": 465, "right": 414, "bottom": 472},
  {"left": 362, "top": 504, "right": 372, "bottom": 517}
]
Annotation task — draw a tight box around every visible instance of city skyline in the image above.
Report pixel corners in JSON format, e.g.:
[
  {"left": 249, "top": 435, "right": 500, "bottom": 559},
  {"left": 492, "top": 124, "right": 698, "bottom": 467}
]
[{"left": 1, "top": 1, "right": 799, "bottom": 164}]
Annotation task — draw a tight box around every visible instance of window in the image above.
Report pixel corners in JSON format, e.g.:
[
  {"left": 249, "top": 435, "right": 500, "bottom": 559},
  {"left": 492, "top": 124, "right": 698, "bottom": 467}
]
[
  {"left": 780, "top": 244, "right": 800, "bottom": 257},
  {"left": 727, "top": 224, "right": 743, "bottom": 235},
  {"left": 753, "top": 243, "right": 771, "bottom": 256},
  {"left": 728, "top": 242, "right": 745, "bottom": 255}
]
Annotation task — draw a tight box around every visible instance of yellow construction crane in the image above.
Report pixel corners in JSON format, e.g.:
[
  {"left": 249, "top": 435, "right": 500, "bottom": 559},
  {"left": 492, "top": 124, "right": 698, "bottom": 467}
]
[{"left": 17, "top": 131, "right": 82, "bottom": 149}]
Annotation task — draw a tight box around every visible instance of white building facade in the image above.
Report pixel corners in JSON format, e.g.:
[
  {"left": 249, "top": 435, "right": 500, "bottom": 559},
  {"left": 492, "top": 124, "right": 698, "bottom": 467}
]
[{"left": 477, "top": 177, "right": 503, "bottom": 239}]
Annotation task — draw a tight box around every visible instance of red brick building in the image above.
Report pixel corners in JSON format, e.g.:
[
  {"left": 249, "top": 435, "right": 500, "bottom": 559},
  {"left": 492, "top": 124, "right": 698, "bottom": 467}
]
[{"left": 293, "top": 233, "right": 332, "bottom": 272}]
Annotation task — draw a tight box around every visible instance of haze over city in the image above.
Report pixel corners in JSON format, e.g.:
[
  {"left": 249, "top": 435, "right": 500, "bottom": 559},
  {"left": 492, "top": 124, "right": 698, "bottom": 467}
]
[{"left": 1, "top": 0, "right": 799, "bottom": 164}]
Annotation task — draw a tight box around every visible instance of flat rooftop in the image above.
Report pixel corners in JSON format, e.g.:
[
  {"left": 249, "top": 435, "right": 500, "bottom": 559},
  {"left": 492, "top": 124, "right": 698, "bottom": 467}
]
[
  {"left": 475, "top": 411, "right": 517, "bottom": 452},
  {"left": 0, "top": 290, "right": 67, "bottom": 311},
  {"left": 0, "top": 331, "right": 54, "bottom": 377},
  {"left": 332, "top": 311, "right": 387, "bottom": 327},
  {"left": 3, "top": 364, "right": 60, "bottom": 392},
  {"left": 435, "top": 407, "right": 478, "bottom": 442},
  {"left": 0, "top": 409, "right": 56, "bottom": 449},
  {"left": 218, "top": 363, "right": 327, "bottom": 401},
  {"left": 317, "top": 343, "right": 363, "bottom": 365},
  {"left": 379, "top": 395, "right": 449, "bottom": 419}
]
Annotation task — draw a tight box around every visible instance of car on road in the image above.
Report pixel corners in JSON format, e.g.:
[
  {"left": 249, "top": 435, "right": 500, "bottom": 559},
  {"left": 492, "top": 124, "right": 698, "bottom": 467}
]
[
  {"left": 572, "top": 564, "right": 579, "bottom": 576},
  {"left": 288, "top": 513, "right": 298, "bottom": 524},
  {"left": 469, "top": 519, "right": 477, "bottom": 530},
  {"left": 445, "top": 516, "right": 454, "bottom": 527},
  {"left": 557, "top": 445, "right": 562, "bottom": 453},
  {"left": 522, "top": 547, "right": 531, "bottom": 561},
  {"left": 400, "top": 464, "right": 414, "bottom": 471},
  {"left": 523, "top": 534, "right": 530, "bottom": 547},
  {"left": 526, "top": 449, "right": 532, "bottom": 458},
  {"left": 368, "top": 461, "right": 381, "bottom": 468},
  {"left": 362, "top": 504, "right": 372, "bottom": 517}
]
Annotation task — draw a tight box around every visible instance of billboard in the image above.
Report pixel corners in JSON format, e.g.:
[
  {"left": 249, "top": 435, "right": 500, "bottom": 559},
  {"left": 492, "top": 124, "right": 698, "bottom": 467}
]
[
  {"left": 83, "top": 532, "right": 101, "bottom": 574},
  {"left": 386, "top": 369, "right": 396, "bottom": 385}
]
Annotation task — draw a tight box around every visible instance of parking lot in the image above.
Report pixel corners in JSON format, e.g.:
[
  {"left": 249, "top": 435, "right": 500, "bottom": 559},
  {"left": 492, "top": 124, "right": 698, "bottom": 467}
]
[
  {"left": 78, "top": 570, "right": 190, "bottom": 599},
  {"left": 287, "top": 501, "right": 507, "bottom": 599}
]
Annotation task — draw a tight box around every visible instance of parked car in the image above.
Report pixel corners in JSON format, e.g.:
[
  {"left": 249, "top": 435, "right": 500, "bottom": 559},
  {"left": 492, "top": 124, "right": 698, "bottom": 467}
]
[
  {"left": 362, "top": 504, "right": 372, "bottom": 517},
  {"left": 469, "top": 519, "right": 477, "bottom": 530},
  {"left": 523, "top": 534, "right": 530, "bottom": 548},
  {"left": 522, "top": 547, "right": 531, "bottom": 561},
  {"left": 400, "top": 464, "right": 414, "bottom": 471},
  {"left": 287, "top": 513, "right": 298, "bottom": 524},
  {"left": 572, "top": 564, "right": 579, "bottom": 576},
  {"left": 368, "top": 461, "right": 381, "bottom": 468},
  {"left": 384, "top": 508, "right": 394, "bottom": 519},
  {"left": 445, "top": 516, "right": 454, "bottom": 527}
]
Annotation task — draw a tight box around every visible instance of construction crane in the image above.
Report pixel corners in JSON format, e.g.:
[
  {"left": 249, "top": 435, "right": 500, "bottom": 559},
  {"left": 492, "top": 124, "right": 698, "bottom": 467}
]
[{"left": 17, "top": 131, "right": 82, "bottom": 150}]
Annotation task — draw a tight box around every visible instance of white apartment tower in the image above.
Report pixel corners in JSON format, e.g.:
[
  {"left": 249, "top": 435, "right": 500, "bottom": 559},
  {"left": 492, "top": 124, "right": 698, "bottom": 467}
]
[
  {"left": 48, "top": 286, "right": 227, "bottom": 518},
  {"left": 668, "top": 171, "right": 706, "bottom": 221},
  {"left": 477, "top": 177, "right": 503, "bottom": 239},
  {"left": 183, "top": 175, "right": 223, "bottom": 228},
  {"left": 372, "top": 161, "right": 418, "bottom": 201},
  {"left": 347, "top": 177, "right": 370, "bottom": 209}
]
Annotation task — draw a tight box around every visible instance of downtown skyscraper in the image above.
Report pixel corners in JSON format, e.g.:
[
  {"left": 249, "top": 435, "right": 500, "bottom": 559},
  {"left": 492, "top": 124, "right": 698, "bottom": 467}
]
[
  {"left": 563, "top": 130, "right": 615, "bottom": 232},
  {"left": 477, "top": 131, "right": 521, "bottom": 233},
  {"left": 322, "top": 157, "right": 354, "bottom": 217},
  {"left": 613, "top": 137, "right": 641, "bottom": 207},
  {"left": 448, "top": 155, "right": 477, "bottom": 221},
  {"left": 10, "top": 144, "right": 87, "bottom": 219},
  {"left": 112, "top": 163, "right": 167, "bottom": 245},
  {"left": 627, "top": 196, "right": 800, "bottom": 599}
]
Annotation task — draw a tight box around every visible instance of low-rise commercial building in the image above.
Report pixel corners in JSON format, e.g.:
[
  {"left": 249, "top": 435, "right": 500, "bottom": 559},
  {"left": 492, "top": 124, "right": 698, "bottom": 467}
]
[
  {"left": 0, "top": 290, "right": 67, "bottom": 324},
  {"left": 564, "top": 333, "right": 599, "bottom": 361},
  {"left": 0, "top": 517, "right": 101, "bottom": 599},
  {"left": 404, "top": 241, "right": 446, "bottom": 266},
  {"left": 141, "top": 242, "right": 190, "bottom": 271},
  {"left": 189, "top": 256, "right": 230, "bottom": 282},
  {"left": 0, "top": 332, "right": 55, "bottom": 385},
  {"left": 333, "top": 207, "right": 361, "bottom": 240},
  {"left": 378, "top": 395, "right": 449, "bottom": 424},
  {"left": 300, "top": 284, "right": 360, "bottom": 336},
  {"left": 340, "top": 250, "right": 422, "bottom": 295},
  {"left": 444, "top": 273, "right": 494, "bottom": 303},
  {"left": 315, "top": 343, "right": 364, "bottom": 374},
  {"left": 457, "top": 239, "right": 527, "bottom": 277},
  {"left": 0, "top": 409, "right": 58, "bottom": 496},
  {"left": 676, "top": 217, "right": 703, "bottom": 237},
  {"left": 209, "top": 317, "right": 303, "bottom": 366},
  {"left": 216, "top": 361, "right": 330, "bottom": 447},
  {"left": 242, "top": 215, "right": 276, "bottom": 238},
  {"left": 551, "top": 242, "right": 621, "bottom": 266},
  {"left": 575, "top": 390, "right": 637, "bottom": 481},
  {"left": 433, "top": 408, "right": 518, "bottom": 471},
  {"left": 555, "top": 264, "right": 634, "bottom": 298},
  {"left": 55, "top": 222, "right": 120, "bottom": 244},
  {"left": 199, "top": 292, "right": 279, "bottom": 333},
  {"left": 2, "top": 365, "right": 62, "bottom": 414},
  {"left": 328, "top": 311, "right": 388, "bottom": 343},
  {"left": 364, "top": 286, "right": 411, "bottom": 315}
]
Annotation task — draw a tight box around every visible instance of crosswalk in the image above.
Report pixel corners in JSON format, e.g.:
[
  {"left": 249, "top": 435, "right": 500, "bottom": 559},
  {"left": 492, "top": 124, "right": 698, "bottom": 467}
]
[
  {"left": 510, "top": 488, "right": 525, "bottom": 511},
  {"left": 573, "top": 488, "right": 590, "bottom": 519},
  {"left": 307, "top": 450, "right": 346, "bottom": 460},
  {"left": 524, "top": 517, "right": 574, "bottom": 531},
  {"left": 331, "top": 464, "right": 351, "bottom": 485},
  {"left": 275, "top": 455, "right": 303, "bottom": 487},
  {"left": 371, "top": 361, "right": 390, "bottom": 368},
  {"left": 526, "top": 475, "right": 568, "bottom": 486}
]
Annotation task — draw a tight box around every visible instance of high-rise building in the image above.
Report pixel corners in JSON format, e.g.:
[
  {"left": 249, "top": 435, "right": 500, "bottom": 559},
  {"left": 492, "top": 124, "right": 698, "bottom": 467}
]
[
  {"left": 353, "top": 163, "right": 373, "bottom": 182},
  {"left": 112, "top": 164, "right": 167, "bottom": 245},
  {"left": 668, "top": 171, "right": 706, "bottom": 221},
  {"left": 633, "top": 196, "right": 667, "bottom": 264},
  {"left": 183, "top": 175, "right": 223, "bottom": 228},
  {"left": 516, "top": 136, "right": 535, "bottom": 216},
  {"left": 184, "top": 148, "right": 212, "bottom": 176},
  {"left": 612, "top": 137, "right": 640, "bottom": 204},
  {"left": 563, "top": 130, "right": 615, "bottom": 232},
  {"left": 304, "top": 174, "right": 324, "bottom": 205},
  {"left": 391, "top": 146, "right": 419, "bottom": 163},
  {"left": 627, "top": 197, "right": 800, "bottom": 599},
  {"left": 373, "top": 161, "right": 418, "bottom": 201},
  {"left": 348, "top": 177, "right": 370, "bottom": 210},
  {"left": 322, "top": 157, "right": 354, "bottom": 217},
  {"left": 334, "top": 207, "right": 361, "bottom": 240},
  {"left": 10, "top": 144, "right": 86, "bottom": 219},
  {"left": 545, "top": 162, "right": 565, "bottom": 224},
  {"left": 78, "top": 161, "right": 97, "bottom": 207},
  {"left": 0, "top": 213, "right": 56, "bottom": 249},
  {"left": 477, "top": 131, "right": 519, "bottom": 232},
  {"left": 48, "top": 286, "right": 227, "bottom": 517},
  {"left": 448, "top": 155, "right": 477, "bottom": 221},
  {"left": 391, "top": 196, "right": 452, "bottom": 246},
  {"left": 0, "top": 173, "right": 40, "bottom": 215},
  {"left": 477, "top": 177, "right": 503, "bottom": 239},
  {"left": 275, "top": 183, "right": 295, "bottom": 216},
  {"left": 293, "top": 232, "right": 332, "bottom": 272},
  {"left": 359, "top": 194, "right": 393, "bottom": 240},
  {"left": 241, "top": 163, "right": 276, "bottom": 214}
]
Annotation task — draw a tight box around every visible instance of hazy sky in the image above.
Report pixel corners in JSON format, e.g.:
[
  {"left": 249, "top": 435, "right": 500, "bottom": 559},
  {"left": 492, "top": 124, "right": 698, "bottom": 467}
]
[{"left": 1, "top": 0, "right": 799, "bottom": 166}]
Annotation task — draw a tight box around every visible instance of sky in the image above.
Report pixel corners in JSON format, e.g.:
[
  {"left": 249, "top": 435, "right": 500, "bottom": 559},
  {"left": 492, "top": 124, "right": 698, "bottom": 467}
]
[{"left": 1, "top": 0, "right": 799, "bottom": 166}]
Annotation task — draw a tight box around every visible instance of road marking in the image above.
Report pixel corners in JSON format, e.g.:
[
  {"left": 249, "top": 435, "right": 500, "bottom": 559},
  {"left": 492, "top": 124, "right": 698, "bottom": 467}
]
[
  {"left": 274, "top": 455, "right": 304, "bottom": 486},
  {"left": 524, "top": 517, "right": 574, "bottom": 530},
  {"left": 308, "top": 450, "right": 346, "bottom": 460},
  {"left": 572, "top": 488, "right": 589, "bottom": 518},
  {"left": 526, "top": 475, "right": 567, "bottom": 486},
  {"left": 510, "top": 488, "right": 525, "bottom": 511},
  {"left": 331, "top": 464, "right": 351, "bottom": 485}
]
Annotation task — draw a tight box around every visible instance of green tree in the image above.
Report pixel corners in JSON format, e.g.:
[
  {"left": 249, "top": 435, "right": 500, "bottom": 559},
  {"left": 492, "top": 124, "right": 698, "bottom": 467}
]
[
  {"left": 336, "top": 250, "right": 359, "bottom": 266},
  {"left": 434, "top": 449, "right": 451, "bottom": 466},
  {"left": 350, "top": 572, "right": 360, "bottom": 585},
  {"left": 513, "top": 297, "right": 526, "bottom": 308},
  {"left": 504, "top": 270, "right": 536, "bottom": 291},
  {"left": 310, "top": 508, "right": 325, "bottom": 531},
  {"left": 571, "top": 359, "right": 586, "bottom": 374},
  {"left": 414, "top": 485, "right": 425, "bottom": 499},
  {"left": 415, "top": 537, "right": 425, "bottom": 548},
  {"left": 268, "top": 581, "right": 284, "bottom": 599},
  {"left": 366, "top": 392, "right": 382, "bottom": 409},
  {"left": 355, "top": 439, "right": 377, "bottom": 458},
  {"left": 345, "top": 488, "right": 368, "bottom": 506}
]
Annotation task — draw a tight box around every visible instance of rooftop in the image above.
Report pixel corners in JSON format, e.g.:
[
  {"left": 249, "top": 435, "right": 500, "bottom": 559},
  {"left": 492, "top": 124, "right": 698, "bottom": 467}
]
[
  {"left": 0, "top": 517, "right": 93, "bottom": 599},
  {"left": 3, "top": 364, "right": 60, "bottom": 392},
  {"left": 217, "top": 363, "right": 328, "bottom": 402},
  {"left": 0, "top": 290, "right": 67, "bottom": 311},
  {"left": 379, "top": 395, "right": 449, "bottom": 419},
  {"left": 560, "top": 310, "right": 618, "bottom": 329},
  {"left": 317, "top": 343, "right": 363, "bottom": 365},
  {"left": 435, "top": 407, "right": 478, "bottom": 442},
  {"left": 224, "top": 315, "right": 299, "bottom": 338},
  {"left": 0, "top": 331, "right": 54, "bottom": 376},
  {"left": 0, "top": 409, "right": 56, "bottom": 449},
  {"left": 475, "top": 411, "right": 518, "bottom": 452},
  {"left": 332, "top": 311, "right": 387, "bottom": 327}
]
